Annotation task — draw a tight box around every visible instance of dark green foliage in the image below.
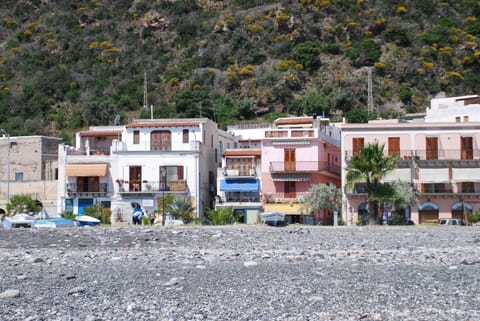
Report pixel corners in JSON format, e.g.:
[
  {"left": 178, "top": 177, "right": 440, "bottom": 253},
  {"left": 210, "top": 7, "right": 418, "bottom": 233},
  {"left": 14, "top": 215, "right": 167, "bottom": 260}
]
[
  {"left": 0, "top": 0, "right": 478, "bottom": 135},
  {"left": 399, "top": 86, "right": 413, "bottom": 105},
  {"left": 295, "top": 91, "right": 331, "bottom": 116},
  {"left": 83, "top": 204, "right": 111, "bottom": 224},
  {"left": 345, "top": 108, "right": 376, "bottom": 123},
  {"left": 207, "top": 207, "right": 238, "bottom": 225},
  {"left": 292, "top": 41, "right": 321, "bottom": 72},
  {"left": 6, "top": 194, "right": 42, "bottom": 215}
]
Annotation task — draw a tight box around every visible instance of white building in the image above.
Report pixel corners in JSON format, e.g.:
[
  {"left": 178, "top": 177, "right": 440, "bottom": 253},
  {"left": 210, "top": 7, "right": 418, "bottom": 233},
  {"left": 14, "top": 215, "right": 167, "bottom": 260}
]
[
  {"left": 57, "top": 118, "right": 233, "bottom": 224},
  {"left": 426, "top": 95, "right": 480, "bottom": 123}
]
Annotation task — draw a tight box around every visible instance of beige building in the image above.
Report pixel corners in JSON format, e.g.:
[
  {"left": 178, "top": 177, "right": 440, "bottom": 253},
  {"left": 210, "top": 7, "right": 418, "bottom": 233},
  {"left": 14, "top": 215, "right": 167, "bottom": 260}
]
[{"left": 0, "top": 135, "right": 62, "bottom": 216}]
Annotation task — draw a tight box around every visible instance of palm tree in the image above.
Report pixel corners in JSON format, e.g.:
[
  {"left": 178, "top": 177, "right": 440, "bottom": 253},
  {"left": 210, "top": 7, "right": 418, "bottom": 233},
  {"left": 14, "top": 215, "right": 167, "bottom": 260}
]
[
  {"left": 168, "top": 197, "right": 194, "bottom": 222},
  {"left": 346, "top": 142, "right": 398, "bottom": 224}
]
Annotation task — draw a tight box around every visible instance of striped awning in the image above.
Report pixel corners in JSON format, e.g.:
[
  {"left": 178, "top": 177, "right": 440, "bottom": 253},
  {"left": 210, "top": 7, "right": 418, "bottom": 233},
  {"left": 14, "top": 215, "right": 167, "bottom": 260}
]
[
  {"left": 66, "top": 163, "right": 108, "bottom": 177},
  {"left": 272, "top": 173, "right": 311, "bottom": 182}
]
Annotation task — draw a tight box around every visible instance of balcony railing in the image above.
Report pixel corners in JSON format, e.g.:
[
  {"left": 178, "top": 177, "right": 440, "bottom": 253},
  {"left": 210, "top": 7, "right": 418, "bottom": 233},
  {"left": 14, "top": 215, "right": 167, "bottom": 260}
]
[
  {"left": 223, "top": 166, "right": 256, "bottom": 177},
  {"left": 67, "top": 147, "right": 111, "bottom": 156},
  {"left": 264, "top": 192, "right": 309, "bottom": 204},
  {"left": 117, "top": 179, "right": 187, "bottom": 193},
  {"left": 67, "top": 183, "right": 109, "bottom": 196},
  {"left": 345, "top": 149, "right": 480, "bottom": 161},
  {"left": 269, "top": 161, "right": 340, "bottom": 175}
]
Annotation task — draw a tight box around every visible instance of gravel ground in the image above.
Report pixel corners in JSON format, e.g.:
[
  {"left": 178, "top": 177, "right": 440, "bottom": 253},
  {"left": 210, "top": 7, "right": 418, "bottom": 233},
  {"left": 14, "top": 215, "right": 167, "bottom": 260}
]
[{"left": 1, "top": 225, "right": 479, "bottom": 321}]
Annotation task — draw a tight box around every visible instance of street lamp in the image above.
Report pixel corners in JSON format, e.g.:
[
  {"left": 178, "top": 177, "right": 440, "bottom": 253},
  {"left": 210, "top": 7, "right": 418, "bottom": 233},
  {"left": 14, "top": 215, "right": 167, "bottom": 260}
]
[
  {"left": 1, "top": 129, "right": 9, "bottom": 206},
  {"left": 160, "top": 167, "right": 166, "bottom": 226}
]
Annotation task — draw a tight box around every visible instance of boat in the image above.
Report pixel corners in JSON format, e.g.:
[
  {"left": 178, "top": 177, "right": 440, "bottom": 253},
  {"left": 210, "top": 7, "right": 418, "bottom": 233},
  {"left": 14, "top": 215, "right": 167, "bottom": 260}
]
[
  {"left": 33, "top": 217, "right": 75, "bottom": 229},
  {"left": 260, "top": 212, "right": 286, "bottom": 226},
  {"left": 3, "top": 213, "right": 36, "bottom": 228},
  {"left": 75, "top": 215, "right": 101, "bottom": 227}
]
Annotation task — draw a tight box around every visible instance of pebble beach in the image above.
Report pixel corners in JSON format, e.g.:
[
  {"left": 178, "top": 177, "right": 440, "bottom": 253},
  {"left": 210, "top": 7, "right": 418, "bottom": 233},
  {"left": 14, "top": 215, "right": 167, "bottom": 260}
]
[{"left": 1, "top": 225, "right": 479, "bottom": 321}]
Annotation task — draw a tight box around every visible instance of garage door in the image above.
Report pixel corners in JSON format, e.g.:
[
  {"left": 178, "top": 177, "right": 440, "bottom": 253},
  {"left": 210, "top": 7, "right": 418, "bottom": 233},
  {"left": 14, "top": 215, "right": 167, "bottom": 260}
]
[{"left": 419, "top": 210, "right": 438, "bottom": 223}]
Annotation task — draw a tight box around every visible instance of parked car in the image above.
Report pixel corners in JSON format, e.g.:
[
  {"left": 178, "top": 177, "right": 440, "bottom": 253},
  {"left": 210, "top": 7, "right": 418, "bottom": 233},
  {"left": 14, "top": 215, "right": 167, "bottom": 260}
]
[{"left": 439, "top": 218, "right": 466, "bottom": 226}]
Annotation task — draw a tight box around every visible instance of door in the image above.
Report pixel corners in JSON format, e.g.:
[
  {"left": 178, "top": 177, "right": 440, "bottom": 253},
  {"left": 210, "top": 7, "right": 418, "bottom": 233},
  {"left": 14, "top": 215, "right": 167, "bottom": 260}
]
[
  {"left": 151, "top": 130, "right": 171, "bottom": 151},
  {"left": 352, "top": 137, "right": 364, "bottom": 157},
  {"left": 425, "top": 137, "right": 438, "bottom": 160},
  {"left": 461, "top": 137, "right": 473, "bottom": 160},
  {"left": 284, "top": 149, "right": 296, "bottom": 172},
  {"left": 78, "top": 198, "right": 94, "bottom": 215},
  {"left": 285, "top": 181, "right": 296, "bottom": 198},
  {"left": 129, "top": 166, "right": 142, "bottom": 191},
  {"left": 388, "top": 137, "right": 400, "bottom": 157}
]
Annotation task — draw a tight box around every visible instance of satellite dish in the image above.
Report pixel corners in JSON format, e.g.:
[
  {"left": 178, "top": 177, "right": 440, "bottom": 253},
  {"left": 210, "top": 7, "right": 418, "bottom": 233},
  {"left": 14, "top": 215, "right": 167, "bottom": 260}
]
[{"left": 113, "top": 114, "right": 121, "bottom": 125}]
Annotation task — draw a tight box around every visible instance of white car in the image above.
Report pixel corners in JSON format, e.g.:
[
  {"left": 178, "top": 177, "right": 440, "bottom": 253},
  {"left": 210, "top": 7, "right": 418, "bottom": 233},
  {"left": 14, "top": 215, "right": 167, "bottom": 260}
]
[{"left": 439, "top": 218, "right": 466, "bottom": 226}]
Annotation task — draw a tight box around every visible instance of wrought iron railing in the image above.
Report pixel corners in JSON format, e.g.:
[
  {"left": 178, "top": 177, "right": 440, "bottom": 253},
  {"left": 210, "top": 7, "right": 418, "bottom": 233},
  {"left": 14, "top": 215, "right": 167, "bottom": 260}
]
[{"left": 269, "top": 161, "right": 340, "bottom": 175}]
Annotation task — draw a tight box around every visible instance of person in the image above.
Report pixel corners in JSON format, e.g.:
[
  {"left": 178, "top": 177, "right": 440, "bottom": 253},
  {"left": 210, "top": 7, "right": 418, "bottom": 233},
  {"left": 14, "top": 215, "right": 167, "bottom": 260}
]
[
  {"left": 132, "top": 208, "right": 142, "bottom": 225},
  {"left": 149, "top": 211, "right": 156, "bottom": 225}
]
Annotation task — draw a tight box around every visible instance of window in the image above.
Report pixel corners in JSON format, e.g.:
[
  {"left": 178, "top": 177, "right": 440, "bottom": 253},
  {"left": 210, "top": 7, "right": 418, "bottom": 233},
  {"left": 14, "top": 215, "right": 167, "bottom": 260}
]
[
  {"left": 352, "top": 137, "right": 364, "bottom": 157},
  {"left": 133, "top": 130, "right": 140, "bottom": 144},
  {"left": 183, "top": 129, "right": 189, "bottom": 143},
  {"left": 464, "top": 116, "right": 469, "bottom": 122},
  {"left": 455, "top": 117, "right": 461, "bottom": 123},
  {"left": 151, "top": 130, "right": 171, "bottom": 151},
  {"left": 15, "top": 172, "right": 24, "bottom": 181},
  {"left": 160, "top": 166, "right": 185, "bottom": 191},
  {"left": 76, "top": 176, "right": 100, "bottom": 192},
  {"left": 462, "top": 182, "right": 474, "bottom": 193}
]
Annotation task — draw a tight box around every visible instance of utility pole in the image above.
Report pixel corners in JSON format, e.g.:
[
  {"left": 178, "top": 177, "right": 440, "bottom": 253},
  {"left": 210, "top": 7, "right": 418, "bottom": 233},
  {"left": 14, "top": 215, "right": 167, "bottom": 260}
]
[
  {"left": 367, "top": 67, "right": 374, "bottom": 114},
  {"left": 143, "top": 70, "right": 148, "bottom": 109}
]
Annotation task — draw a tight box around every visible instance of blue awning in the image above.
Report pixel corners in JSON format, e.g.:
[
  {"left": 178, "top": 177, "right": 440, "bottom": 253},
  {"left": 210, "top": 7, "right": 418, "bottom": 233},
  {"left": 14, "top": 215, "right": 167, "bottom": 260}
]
[{"left": 220, "top": 179, "right": 259, "bottom": 192}]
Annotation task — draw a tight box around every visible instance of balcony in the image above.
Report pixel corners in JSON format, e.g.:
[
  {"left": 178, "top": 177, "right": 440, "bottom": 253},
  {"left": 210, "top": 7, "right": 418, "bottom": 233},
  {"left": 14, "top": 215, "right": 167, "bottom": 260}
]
[
  {"left": 269, "top": 161, "right": 340, "bottom": 176},
  {"left": 117, "top": 179, "right": 187, "bottom": 194},
  {"left": 223, "top": 166, "right": 256, "bottom": 177},
  {"left": 345, "top": 149, "right": 480, "bottom": 168},
  {"left": 264, "top": 192, "right": 309, "bottom": 204},
  {"left": 67, "top": 183, "right": 109, "bottom": 197}
]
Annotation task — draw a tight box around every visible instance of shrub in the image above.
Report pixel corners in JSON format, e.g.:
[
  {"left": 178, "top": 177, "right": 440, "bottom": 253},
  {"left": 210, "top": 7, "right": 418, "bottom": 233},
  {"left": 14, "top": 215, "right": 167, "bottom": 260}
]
[
  {"left": 207, "top": 207, "right": 238, "bottom": 225},
  {"left": 467, "top": 210, "right": 480, "bottom": 224},
  {"left": 292, "top": 41, "right": 321, "bottom": 72},
  {"left": 6, "top": 194, "right": 42, "bottom": 216}
]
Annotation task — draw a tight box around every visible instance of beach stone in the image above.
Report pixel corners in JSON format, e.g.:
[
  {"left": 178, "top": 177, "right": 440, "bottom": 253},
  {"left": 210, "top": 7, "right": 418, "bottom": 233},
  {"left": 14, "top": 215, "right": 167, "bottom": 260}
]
[{"left": 0, "top": 289, "right": 20, "bottom": 298}]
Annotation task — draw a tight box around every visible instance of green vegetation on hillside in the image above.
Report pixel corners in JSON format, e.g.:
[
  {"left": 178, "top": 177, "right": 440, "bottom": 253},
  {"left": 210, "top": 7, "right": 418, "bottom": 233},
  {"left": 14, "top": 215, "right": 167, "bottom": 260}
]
[{"left": 0, "top": 0, "right": 479, "bottom": 137}]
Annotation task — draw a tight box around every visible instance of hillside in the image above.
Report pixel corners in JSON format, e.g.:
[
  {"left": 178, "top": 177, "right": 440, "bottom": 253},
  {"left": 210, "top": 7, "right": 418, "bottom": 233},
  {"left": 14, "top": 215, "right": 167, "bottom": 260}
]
[{"left": 0, "top": 0, "right": 479, "bottom": 140}]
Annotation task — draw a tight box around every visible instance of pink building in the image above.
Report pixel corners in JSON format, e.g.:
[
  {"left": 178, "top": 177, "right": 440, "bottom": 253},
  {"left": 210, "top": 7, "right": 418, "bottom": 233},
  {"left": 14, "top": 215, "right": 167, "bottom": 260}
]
[
  {"left": 261, "top": 117, "right": 341, "bottom": 224},
  {"left": 341, "top": 113, "right": 480, "bottom": 225}
]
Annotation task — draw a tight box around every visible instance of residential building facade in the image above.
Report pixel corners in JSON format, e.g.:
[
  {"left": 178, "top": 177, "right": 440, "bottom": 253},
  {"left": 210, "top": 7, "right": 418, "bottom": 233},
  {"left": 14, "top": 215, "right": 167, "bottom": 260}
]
[
  {"left": 341, "top": 97, "right": 480, "bottom": 225},
  {"left": 215, "top": 148, "right": 262, "bottom": 224},
  {"left": 261, "top": 117, "right": 342, "bottom": 224},
  {"left": 0, "top": 135, "right": 62, "bottom": 216},
  {"left": 58, "top": 118, "right": 233, "bottom": 224}
]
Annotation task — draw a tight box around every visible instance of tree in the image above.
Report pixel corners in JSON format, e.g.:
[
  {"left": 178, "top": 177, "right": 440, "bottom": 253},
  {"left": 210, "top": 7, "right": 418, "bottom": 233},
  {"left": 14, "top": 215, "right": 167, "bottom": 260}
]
[
  {"left": 6, "top": 194, "right": 42, "bottom": 216},
  {"left": 292, "top": 41, "right": 321, "bottom": 72},
  {"left": 301, "top": 184, "right": 342, "bottom": 223},
  {"left": 297, "top": 91, "right": 331, "bottom": 116},
  {"left": 168, "top": 197, "right": 194, "bottom": 222},
  {"left": 346, "top": 143, "right": 398, "bottom": 224}
]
